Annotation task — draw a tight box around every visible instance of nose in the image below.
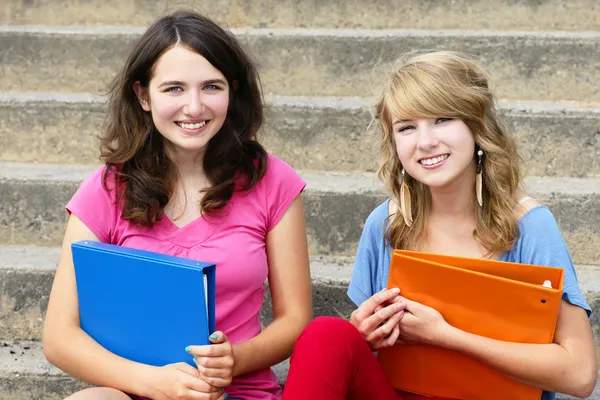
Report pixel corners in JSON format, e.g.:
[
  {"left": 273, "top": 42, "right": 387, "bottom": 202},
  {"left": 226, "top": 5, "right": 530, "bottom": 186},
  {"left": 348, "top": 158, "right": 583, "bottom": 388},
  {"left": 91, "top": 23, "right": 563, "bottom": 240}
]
[
  {"left": 183, "top": 92, "right": 205, "bottom": 117},
  {"left": 416, "top": 123, "right": 439, "bottom": 150}
]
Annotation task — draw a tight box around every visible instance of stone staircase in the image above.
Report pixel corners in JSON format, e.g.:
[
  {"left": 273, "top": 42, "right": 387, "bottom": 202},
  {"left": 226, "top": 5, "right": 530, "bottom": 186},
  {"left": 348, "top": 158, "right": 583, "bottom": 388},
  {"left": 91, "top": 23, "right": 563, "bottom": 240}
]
[{"left": 1, "top": 0, "right": 599, "bottom": 398}]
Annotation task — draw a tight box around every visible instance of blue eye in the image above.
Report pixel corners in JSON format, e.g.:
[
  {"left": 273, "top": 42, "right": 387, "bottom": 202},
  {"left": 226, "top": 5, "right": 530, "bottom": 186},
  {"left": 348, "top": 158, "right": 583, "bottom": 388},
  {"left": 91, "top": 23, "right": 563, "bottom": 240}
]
[
  {"left": 204, "top": 84, "right": 219, "bottom": 91},
  {"left": 165, "top": 87, "right": 182, "bottom": 93},
  {"left": 436, "top": 118, "right": 454, "bottom": 124}
]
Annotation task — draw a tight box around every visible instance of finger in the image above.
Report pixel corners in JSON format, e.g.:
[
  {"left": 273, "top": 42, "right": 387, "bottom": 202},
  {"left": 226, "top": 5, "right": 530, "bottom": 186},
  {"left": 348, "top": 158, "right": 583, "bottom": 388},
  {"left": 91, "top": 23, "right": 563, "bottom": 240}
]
[
  {"left": 399, "top": 297, "right": 419, "bottom": 312},
  {"left": 175, "top": 362, "right": 202, "bottom": 378},
  {"left": 373, "top": 323, "right": 400, "bottom": 350},
  {"left": 187, "top": 343, "right": 233, "bottom": 357},
  {"left": 397, "top": 311, "right": 417, "bottom": 329},
  {"left": 179, "top": 375, "right": 222, "bottom": 395},
  {"left": 198, "top": 374, "right": 232, "bottom": 388},
  {"left": 388, "top": 295, "right": 404, "bottom": 305},
  {"left": 366, "top": 308, "right": 404, "bottom": 343},
  {"left": 358, "top": 288, "right": 401, "bottom": 318},
  {"left": 382, "top": 324, "right": 401, "bottom": 348},
  {"left": 196, "top": 365, "right": 231, "bottom": 379},
  {"left": 194, "top": 356, "right": 234, "bottom": 370},
  {"left": 362, "top": 301, "right": 405, "bottom": 333},
  {"left": 209, "top": 331, "right": 228, "bottom": 344}
]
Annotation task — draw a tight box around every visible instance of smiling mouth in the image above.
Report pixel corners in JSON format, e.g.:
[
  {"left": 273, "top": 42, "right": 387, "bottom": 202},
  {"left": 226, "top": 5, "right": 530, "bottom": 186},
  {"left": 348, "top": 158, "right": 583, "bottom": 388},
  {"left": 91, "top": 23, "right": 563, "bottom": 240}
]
[
  {"left": 176, "top": 121, "right": 208, "bottom": 129},
  {"left": 419, "top": 154, "right": 449, "bottom": 166}
]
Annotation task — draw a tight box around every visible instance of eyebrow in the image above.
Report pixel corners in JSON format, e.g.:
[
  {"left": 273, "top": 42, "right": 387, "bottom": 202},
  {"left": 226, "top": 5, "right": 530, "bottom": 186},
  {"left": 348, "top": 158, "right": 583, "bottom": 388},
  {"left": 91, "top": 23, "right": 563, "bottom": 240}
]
[
  {"left": 393, "top": 119, "right": 412, "bottom": 126},
  {"left": 157, "top": 79, "right": 228, "bottom": 89}
]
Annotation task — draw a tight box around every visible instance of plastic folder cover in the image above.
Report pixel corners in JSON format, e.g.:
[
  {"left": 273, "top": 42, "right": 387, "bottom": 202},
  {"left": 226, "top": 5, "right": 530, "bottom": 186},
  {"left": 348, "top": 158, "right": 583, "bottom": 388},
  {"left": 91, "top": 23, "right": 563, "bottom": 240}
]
[
  {"left": 378, "top": 250, "right": 564, "bottom": 400},
  {"left": 72, "top": 241, "right": 216, "bottom": 367}
]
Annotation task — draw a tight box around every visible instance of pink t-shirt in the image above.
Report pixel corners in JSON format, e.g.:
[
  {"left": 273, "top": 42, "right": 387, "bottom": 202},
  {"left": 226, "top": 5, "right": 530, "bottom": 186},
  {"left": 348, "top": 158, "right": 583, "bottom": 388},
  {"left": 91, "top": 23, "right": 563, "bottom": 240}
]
[{"left": 66, "top": 154, "right": 306, "bottom": 399}]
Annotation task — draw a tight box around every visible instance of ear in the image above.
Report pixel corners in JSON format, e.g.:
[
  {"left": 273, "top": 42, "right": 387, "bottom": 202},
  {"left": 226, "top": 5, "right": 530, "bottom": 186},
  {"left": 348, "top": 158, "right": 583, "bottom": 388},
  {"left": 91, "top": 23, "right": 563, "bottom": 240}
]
[{"left": 133, "top": 81, "right": 151, "bottom": 112}]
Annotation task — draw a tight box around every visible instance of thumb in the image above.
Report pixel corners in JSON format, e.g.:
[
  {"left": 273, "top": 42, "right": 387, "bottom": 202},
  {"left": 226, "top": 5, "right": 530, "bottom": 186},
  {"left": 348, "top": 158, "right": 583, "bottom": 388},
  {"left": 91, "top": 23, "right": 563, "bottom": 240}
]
[
  {"left": 209, "top": 331, "right": 227, "bottom": 344},
  {"left": 400, "top": 297, "right": 419, "bottom": 313}
]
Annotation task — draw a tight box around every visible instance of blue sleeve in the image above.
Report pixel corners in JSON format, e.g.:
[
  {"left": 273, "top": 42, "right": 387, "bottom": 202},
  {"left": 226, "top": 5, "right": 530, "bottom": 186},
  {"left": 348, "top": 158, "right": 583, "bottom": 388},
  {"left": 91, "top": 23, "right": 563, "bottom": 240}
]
[
  {"left": 517, "top": 207, "right": 592, "bottom": 317},
  {"left": 347, "top": 201, "right": 388, "bottom": 307}
]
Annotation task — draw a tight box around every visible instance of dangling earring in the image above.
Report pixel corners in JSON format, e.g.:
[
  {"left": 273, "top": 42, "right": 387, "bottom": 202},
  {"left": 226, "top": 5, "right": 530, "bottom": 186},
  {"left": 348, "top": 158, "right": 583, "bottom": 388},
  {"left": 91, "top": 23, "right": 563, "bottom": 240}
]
[
  {"left": 400, "top": 168, "right": 413, "bottom": 227},
  {"left": 476, "top": 147, "right": 484, "bottom": 207}
]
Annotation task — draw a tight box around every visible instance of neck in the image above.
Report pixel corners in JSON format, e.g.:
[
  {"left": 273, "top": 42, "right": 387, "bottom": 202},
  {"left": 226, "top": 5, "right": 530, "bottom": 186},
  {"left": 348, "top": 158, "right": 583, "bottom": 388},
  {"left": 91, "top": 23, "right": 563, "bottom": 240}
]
[
  {"left": 428, "top": 166, "right": 477, "bottom": 221},
  {"left": 166, "top": 147, "right": 208, "bottom": 188}
]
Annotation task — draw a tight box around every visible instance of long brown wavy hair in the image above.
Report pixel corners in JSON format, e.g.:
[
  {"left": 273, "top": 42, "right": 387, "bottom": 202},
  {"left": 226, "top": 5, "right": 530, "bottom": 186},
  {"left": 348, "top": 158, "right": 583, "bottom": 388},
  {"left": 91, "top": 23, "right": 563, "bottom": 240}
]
[
  {"left": 101, "top": 10, "right": 267, "bottom": 227},
  {"left": 374, "top": 51, "right": 523, "bottom": 255}
]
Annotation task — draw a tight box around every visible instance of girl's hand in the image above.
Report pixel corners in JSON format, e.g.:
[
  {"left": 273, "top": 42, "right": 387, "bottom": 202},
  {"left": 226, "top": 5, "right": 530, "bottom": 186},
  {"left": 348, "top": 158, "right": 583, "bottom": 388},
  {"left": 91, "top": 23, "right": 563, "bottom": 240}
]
[
  {"left": 187, "top": 331, "right": 235, "bottom": 388},
  {"left": 149, "top": 362, "right": 225, "bottom": 400},
  {"left": 397, "top": 298, "right": 452, "bottom": 346},
  {"left": 349, "top": 288, "right": 406, "bottom": 350}
]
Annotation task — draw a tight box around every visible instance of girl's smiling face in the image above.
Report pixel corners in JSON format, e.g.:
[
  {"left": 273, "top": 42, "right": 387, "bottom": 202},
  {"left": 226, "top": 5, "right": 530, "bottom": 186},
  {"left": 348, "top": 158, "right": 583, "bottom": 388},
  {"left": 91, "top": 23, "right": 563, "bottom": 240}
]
[
  {"left": 392, "top": 117, "right": 476, "bottom": 189},
  {"left": 134, "top": 45, "right": 230, "bottom": 160}
]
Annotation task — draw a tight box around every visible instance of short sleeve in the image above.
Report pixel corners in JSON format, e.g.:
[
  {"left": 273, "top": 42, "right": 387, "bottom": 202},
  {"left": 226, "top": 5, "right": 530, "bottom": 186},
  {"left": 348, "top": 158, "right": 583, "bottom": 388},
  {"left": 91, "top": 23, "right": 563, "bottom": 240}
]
[
  {"left": 348, "top": 201, "right": 388, "bottom": 307},
  {"left": 517, "top": 206, "right": 592, "bottom": 317},
  {"left": 261, "top": 154, "right": 306, "bottom": 232},
  {"left": 66, "top": 166, "right": 118, "bottom": 243}
]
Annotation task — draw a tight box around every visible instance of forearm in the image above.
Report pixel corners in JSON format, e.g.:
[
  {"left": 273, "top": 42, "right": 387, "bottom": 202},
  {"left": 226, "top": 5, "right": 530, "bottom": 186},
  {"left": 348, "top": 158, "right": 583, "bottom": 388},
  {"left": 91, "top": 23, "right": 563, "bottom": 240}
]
[
  {"left": 440, "top": 325, "right": 590, "bottom": 395},
  {"left": 44, "top": 326, "right": 156, "bottom": 397},
  {"left": 232, "top": 313, "right": 309, "bottom": 377}
]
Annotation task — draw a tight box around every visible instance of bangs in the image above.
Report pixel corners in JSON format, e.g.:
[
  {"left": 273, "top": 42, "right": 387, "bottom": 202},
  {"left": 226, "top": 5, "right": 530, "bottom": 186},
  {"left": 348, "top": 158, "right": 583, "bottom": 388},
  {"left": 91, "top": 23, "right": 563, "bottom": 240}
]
[{"left": 382, "top": 63, "right": 475, "bottom": 123}]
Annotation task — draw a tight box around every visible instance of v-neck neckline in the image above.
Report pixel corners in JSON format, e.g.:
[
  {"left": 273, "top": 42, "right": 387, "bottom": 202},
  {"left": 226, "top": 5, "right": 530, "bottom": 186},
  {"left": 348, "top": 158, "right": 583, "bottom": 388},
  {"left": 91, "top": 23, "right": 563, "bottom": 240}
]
[{"left": 159, "top": 202, "right": 232, "bottom": 248}]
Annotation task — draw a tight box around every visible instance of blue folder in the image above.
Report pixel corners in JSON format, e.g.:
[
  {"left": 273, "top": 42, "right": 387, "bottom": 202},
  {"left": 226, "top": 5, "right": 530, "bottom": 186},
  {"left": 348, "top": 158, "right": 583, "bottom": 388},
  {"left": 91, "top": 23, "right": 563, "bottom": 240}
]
[{"left": 72, "top": 240, "right": 216, "bottom": 367}]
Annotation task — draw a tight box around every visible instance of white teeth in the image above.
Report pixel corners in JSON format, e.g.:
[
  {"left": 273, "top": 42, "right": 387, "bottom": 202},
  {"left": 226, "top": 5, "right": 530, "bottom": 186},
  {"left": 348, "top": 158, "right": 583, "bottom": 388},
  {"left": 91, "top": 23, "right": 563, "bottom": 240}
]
[
  {"left": 420, "top": 154, "right": 449, "bottom": 166},
  {"left": 178, "top": 121, "right": 207, "bottom": 129}
]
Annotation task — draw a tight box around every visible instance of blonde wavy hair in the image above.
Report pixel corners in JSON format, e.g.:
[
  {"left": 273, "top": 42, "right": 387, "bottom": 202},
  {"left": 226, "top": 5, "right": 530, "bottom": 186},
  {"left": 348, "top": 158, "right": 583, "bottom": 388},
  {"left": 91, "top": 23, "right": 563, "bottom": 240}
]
[{"left": 374, "top": 51, "right": 522, "bottom": 255}]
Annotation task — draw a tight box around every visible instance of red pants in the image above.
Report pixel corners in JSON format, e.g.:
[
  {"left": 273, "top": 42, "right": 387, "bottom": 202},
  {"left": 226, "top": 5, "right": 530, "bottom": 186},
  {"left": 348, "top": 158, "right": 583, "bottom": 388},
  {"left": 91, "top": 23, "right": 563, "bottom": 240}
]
[{"left": 283, "top": 316, "right": 453, "bottom": 400}]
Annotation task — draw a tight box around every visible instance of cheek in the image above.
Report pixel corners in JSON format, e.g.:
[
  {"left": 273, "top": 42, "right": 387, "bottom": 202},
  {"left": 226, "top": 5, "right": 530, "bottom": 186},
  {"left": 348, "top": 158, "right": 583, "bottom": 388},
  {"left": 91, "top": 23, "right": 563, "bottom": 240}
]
[
  {"left": 394, "top": 135, "right": 415, "bottom": 165},
  {"left": 206, "top": 94, "right": 230, "bottom": 118},
  {"left": 150, "top": 97, "right": 182, "bottom": 121}
]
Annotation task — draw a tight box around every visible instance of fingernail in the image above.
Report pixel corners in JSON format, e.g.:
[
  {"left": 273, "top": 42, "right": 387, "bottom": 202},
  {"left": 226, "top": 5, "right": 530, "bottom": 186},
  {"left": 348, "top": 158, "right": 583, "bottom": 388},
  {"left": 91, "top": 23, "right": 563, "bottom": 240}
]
[
  {"left": 391, "top": 288, "right": 400, "bottom": 294},
  {"left": 185, "top": 346, "right": 191, "bottom": 353},
  {"left": 210, "top": 333, "right": 219, "bottom": 340}
]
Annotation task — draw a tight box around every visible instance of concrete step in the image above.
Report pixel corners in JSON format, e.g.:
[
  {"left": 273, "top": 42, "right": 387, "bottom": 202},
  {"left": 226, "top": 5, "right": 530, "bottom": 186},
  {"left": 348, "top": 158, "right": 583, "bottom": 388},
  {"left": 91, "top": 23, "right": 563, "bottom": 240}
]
[
  {"left": 1, "top": 244, "right": 599, "bottom": 341},
  {"left": 0, "top": 340, "right": 290, "bottom": 399},
  {"left": 1, "top": 163, "right": 600, "bottom": 264},
  {"left": 4, "top": 0, "right": 600, "bottom": 31},
  {"left": 0, "top": 340, "right": 598, "bottom": 400},
  {"left": 0, "top": 244, "right": 355, "bottom": 340},
  {"left": 2, "top": 26, "right": 599, "bottom": 101},
  {"left": 2, "top": 92, "right": 600, "bottom": 177}
]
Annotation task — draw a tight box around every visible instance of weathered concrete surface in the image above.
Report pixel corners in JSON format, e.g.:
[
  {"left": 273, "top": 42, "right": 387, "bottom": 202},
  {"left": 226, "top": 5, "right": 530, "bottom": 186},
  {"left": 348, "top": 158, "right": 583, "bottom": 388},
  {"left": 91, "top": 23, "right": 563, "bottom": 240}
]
[
  {"left": 0, "top": 338, "right": 598, "bottom": 399},
  {"left": 0, "top": 340, "right": 88, "bottom": 400},
  {"left": 2, "top": 27, "right": 599, "bottom": 101},
  {"left": 3, "top": 0, "right": 600, "bottom": 31},
  {"left": 2, "top": 93, "right": 600, "bottom": 177},
  {"left": 0, "top": 340, "right": 288, "bottom": 399},
  {"left": 1, "top": 164, "right": 600, "bottom": 264}
]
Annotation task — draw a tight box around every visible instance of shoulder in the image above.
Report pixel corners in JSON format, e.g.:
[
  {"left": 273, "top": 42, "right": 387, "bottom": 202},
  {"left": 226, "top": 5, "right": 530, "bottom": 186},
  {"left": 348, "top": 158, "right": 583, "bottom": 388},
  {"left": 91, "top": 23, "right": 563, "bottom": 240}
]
[
  {"left": 516, "top": 202, "right": 559, "bottom": 235},
  {"left": 67, "top": 165, "right": 120, "bottom": 243},
  {"left": 265, "top": 153, "right": 296, "bottom": 174},
  {"left": 255, "top": 154, "right": 306, "bottom": 230},
  {"left": 361, "top": 199, "right": 391, "bottom": 240},
  {"left": 257, "top": 154, "right": 304, "bottom": 187},
  {"left": 74, "top": 165, "right": 115, "bottom": 199}
]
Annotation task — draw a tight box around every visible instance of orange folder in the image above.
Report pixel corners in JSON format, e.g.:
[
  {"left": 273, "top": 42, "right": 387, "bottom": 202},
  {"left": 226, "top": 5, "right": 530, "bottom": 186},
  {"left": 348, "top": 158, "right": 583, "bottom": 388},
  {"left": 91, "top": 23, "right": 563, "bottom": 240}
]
[{"left": 378, "top": 250, "right": 564, "bottom": 400}]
